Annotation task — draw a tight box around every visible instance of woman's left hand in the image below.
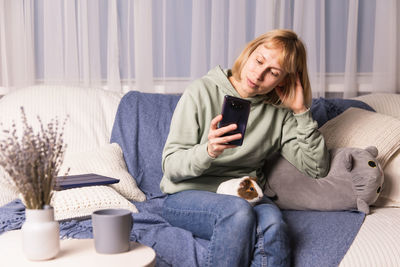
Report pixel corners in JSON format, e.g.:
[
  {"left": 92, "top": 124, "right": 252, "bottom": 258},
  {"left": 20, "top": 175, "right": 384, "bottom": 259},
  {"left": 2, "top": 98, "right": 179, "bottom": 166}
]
[{"left": 276, "top": 74, "right": 308, "bottom": 114}]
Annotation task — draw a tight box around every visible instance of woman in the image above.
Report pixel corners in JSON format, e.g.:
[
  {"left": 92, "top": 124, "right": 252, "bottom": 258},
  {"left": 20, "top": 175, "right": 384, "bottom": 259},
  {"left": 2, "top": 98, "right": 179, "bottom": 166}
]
[{"left": 160, "top": 29, "right": 330, "bottom": 267}]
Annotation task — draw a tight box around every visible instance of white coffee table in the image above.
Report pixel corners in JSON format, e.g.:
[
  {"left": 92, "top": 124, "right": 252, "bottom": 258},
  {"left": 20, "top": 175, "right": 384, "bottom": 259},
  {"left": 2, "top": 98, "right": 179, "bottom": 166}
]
[{"left": 0, "top": 230, "right": 156, "bottom": 267}]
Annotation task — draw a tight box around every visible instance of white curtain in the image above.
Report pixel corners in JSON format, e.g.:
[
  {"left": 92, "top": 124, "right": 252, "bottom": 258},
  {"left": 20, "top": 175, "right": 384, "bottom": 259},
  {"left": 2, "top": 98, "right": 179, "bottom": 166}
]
[
  {"left": 372, "top": 0, "right": 397, "bottom": 94},
  {"left": 0, "top": 0, "right": 399, "bottom": 96},
  {"left": 293, "top": 0, "right": 326, "bottom": 97},
  {"left": 0, "top": 0, "right": 35, "bottom": 94},
  {"left": 343, "top": 0, "right": 358, "bottom": 98}
]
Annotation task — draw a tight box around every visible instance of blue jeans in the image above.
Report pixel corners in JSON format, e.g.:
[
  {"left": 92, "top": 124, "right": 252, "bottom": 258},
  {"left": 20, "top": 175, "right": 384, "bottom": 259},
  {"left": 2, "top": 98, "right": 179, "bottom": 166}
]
[{"left": 162, "top": 190, "right": 290, "bottom": 267}]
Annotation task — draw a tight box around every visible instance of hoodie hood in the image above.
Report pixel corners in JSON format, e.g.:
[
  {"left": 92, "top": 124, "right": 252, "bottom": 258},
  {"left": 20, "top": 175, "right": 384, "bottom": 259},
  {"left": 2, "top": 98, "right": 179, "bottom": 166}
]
[{"left": 204, "top": 65, "right": 270, "bottom": 105}]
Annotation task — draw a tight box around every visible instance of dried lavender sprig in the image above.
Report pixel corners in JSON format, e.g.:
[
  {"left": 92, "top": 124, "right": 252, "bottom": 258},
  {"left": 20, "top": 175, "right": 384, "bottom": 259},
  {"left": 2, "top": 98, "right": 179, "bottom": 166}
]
[{"left": 0, "top": 107, "right": 68, "bottom": 209}]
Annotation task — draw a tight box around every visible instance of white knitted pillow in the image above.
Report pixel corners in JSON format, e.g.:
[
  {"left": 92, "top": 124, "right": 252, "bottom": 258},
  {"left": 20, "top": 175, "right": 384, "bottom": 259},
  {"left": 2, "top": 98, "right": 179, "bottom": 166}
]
[
  {"left": 59, "top": 143, "right": 146, "bottom": 202},
  {"left": 0, "top": 172, "right": 138, "bottom": 222},
  {"left": 51, "top": 186, "right": 138, "bottom": 221},
  {"left": 0, "top": 143, "right": 144, "bottom": 220},
  {"left": 0, "top": 168, "right": 138, "bottom": 221},
  {"left": 319, "top": 108, "right": 400, "bottom": 168}
]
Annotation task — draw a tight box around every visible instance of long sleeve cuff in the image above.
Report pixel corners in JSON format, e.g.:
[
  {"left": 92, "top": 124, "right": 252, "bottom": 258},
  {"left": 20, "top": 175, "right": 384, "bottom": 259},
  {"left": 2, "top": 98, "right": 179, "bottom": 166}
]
[
  {"left": 192, "top": 142, "right": 214, "bottom": 172},
  {"left": 293, "top": 108, "right": 318, "bottom": 128}
]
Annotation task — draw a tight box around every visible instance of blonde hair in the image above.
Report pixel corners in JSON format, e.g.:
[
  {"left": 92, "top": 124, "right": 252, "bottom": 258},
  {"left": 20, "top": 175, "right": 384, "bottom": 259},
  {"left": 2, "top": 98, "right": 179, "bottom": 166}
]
[{"left": 231, "top": 29, "right": 312, "bottom": 107}]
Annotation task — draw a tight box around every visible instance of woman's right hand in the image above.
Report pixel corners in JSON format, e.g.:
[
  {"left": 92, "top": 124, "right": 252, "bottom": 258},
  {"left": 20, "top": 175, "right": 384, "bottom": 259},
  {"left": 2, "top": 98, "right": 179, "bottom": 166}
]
[{"left": 207, "top": 114, "right": 241, "bottom": 158}]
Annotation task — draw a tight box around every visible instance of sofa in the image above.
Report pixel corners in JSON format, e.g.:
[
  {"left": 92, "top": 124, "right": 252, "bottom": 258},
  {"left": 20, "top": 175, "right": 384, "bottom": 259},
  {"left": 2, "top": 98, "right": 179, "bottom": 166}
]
[{"left": 0, "top": 85, "right": 400, "bottom": 266}]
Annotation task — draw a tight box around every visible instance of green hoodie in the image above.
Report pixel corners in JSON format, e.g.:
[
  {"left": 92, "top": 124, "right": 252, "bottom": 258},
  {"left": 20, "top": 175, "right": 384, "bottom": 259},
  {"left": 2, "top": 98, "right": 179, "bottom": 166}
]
[{"left": 160, "top": 66, "right": 329, "bottom": 194}]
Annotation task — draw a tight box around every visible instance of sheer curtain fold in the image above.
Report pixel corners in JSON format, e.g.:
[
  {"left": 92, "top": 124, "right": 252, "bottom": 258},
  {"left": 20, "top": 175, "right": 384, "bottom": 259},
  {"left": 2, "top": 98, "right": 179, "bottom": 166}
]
[
  {"left": 398, "top": 3, "right": 400, "bottom": 92},
  {"left": 86, "top": 1, "right": 102, "bottom": 88},
  {"left": 107, "top": 0, "right": 121, "bottom": 92},
  {"left": 43, "top": 0, "right": 63, "bottom": 82},
  {"left": 0, "top": 0, "right": 7, "bottom": 90},
  {"left": 293, "top": 0, "right": 326, "bottom": 97},
  {"left": 23, "top": 0, "right": 35, "bottom": 86},
  {"left": 0, "top": 0, "right": 399, "bottom": 95},
  {"left": 190, "top": 0, "right": 208, "bottom": 79},
  {"left": 343, "top": 0, "right": 359, "bottom": 98},
  {"left": 316, "top": 0, "right": 326, "bottom": 98},
  {"left": 209, "top": 0, "right": 227, "bottom": 69},
  {"left": 227, "top": 0, "right": 246, "bottom": 67},
  {"left": 133, "top": 0, "right": 153, "bottom": 92},
  {"left": 0, "top": 0, "right": 35, "bottom": 91},
  {"left": 372, "top": 0, "right": 397, "bottom": 93},
  {"left": 254, "top": 0, "right": 275, "bottom": 37},
  {"left": 64, "top": 0, "right": 79, "bottom": 83},
  {"left": 126, "top": 0, "right": 134, "bottom": 90},
  {"left": 77, "top": 0, "right": 90, "bottom": 87}
]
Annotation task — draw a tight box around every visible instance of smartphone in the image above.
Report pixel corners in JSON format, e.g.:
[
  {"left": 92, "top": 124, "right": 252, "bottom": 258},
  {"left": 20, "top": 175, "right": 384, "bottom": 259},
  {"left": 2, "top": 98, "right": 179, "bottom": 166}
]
[{"left": 218, "top": 95, "right": 251, "bottom": 146}]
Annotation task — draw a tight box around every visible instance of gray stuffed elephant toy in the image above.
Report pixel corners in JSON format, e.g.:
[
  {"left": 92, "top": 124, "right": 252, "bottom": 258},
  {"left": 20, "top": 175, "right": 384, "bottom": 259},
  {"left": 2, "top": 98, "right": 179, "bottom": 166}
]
[{"left": 263, "top": 146, "right": 384, "bottom": 214}]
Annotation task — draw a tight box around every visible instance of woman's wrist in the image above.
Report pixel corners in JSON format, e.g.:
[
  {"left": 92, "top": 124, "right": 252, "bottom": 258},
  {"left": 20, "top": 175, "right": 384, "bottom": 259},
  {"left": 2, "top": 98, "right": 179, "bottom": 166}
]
[{"left": 207, "top": 144, "right": 217, "bottom": 159}]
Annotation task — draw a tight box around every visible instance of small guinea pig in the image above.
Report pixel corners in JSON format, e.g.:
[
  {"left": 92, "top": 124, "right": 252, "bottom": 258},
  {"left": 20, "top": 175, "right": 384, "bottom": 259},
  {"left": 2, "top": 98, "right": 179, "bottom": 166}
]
[{"left": 216, "top": 176, "right": 264, "bottom": 205}]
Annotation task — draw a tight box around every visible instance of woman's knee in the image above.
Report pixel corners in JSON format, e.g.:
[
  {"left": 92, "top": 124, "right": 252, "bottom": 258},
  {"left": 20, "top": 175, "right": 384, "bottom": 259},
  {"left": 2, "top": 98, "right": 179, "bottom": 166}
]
[
  {"left": 223, "top": 197, "right": 256, "bottom": 228},
  {"left": 255, "top": 203, "right": 284, "bottom": 223},
  {"left": 254, "top": 203, "right": 288, "bottom": 236}
]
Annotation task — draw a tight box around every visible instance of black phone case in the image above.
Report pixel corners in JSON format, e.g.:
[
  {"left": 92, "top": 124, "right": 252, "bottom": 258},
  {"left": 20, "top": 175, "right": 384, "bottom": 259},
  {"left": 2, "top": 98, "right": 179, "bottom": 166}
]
[{"left": 218, "top": 95, "right": 251, "bottom": 146}]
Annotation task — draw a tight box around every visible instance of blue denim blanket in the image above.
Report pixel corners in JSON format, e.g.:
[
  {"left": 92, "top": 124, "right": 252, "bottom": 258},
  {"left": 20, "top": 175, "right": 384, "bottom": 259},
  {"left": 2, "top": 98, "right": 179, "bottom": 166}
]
[{"left": 0, "top": 92, "right": 374, "bottom": 267}]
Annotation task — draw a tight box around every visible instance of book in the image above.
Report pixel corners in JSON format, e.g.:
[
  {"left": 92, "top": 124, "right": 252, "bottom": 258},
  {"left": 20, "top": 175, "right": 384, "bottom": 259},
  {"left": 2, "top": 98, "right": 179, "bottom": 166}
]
[{"left": 55, "top": 173, "right": 120, "bottom": 190}]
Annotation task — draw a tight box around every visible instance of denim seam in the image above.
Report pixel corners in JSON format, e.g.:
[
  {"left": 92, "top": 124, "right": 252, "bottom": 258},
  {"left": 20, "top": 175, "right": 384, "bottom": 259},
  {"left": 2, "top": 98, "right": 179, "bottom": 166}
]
[
  {"left": 257, "top": 225, "right": 268, "bottom": 267},
  {"left": 206, "top": 221, "right": 218, "bottom": 267}
]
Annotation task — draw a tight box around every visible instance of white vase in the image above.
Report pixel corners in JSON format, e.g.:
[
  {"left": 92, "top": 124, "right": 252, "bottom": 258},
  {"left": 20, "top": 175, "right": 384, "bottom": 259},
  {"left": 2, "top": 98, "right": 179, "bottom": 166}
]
[{"left": 21, "top": 206, "right": 60, "bottom": 261}]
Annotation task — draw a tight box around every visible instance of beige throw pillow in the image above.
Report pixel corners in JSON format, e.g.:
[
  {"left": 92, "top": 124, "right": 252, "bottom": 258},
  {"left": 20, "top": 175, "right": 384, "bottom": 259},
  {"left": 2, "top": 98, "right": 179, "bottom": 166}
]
[
  {"left": 354, "top": 93, "right": 400, "bottom": 119},
  {"left": 319, "top": 108, "right": 400, "bottom": 168},
  {"left": 59, "top": 143, "right": 146, "bottom": 202}
]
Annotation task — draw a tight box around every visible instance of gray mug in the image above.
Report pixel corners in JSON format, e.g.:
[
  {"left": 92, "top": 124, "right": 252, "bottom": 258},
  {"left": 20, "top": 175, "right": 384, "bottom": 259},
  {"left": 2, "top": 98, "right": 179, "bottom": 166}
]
[{"left": 92, "top": 209, "right": 133, "bottom": 254}]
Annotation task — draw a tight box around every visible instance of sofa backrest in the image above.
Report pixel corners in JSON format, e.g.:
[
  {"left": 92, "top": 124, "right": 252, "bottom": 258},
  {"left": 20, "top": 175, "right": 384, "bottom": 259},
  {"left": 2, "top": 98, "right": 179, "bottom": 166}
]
[
  {"left": 0, "top": 86, "right": 377, "bottom": 201},
  {"left": 110, "top": 91, "right": 181, "bottom": 198}
]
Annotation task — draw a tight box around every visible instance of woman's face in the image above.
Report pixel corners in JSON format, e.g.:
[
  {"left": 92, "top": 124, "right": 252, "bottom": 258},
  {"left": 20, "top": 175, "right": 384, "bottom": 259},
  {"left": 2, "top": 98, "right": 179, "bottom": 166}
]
[{"left": 232, "top": 44, "right": 287, "bottom": 98}]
